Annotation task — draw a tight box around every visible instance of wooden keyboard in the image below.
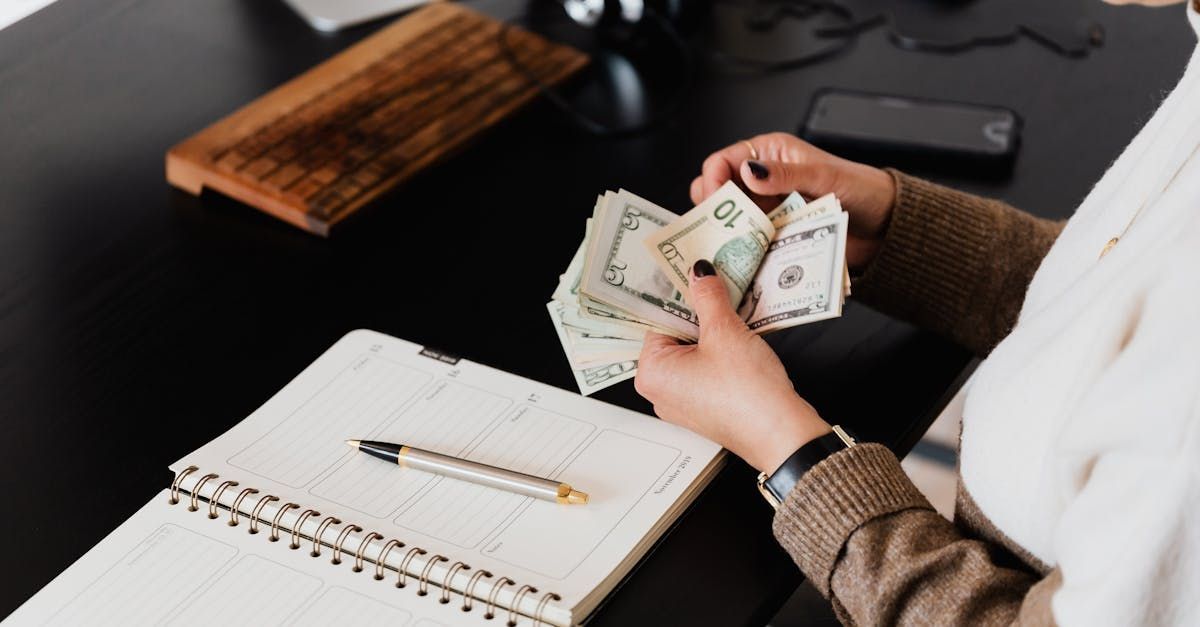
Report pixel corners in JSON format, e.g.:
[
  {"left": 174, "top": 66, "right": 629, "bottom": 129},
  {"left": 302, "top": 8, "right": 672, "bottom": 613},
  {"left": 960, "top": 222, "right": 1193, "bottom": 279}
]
[{"left": 167, "top": 3, "right": 588, "bottom": 236}]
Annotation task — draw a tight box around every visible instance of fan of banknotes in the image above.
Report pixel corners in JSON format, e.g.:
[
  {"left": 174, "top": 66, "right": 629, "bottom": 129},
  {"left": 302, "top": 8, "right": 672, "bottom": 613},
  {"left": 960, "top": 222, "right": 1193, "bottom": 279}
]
[{"left": 548, "top": 181, "right": 851, "bottom": 395}]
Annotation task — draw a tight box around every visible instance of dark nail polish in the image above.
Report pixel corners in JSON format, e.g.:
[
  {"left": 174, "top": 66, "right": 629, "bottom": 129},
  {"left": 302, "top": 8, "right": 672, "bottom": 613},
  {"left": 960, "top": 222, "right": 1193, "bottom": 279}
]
[
  {"left": 747, "top": 160, "right": 769, "bottom": 180},
  {"left": 692, "top": 259, "right": 716, "bottom": 278}
]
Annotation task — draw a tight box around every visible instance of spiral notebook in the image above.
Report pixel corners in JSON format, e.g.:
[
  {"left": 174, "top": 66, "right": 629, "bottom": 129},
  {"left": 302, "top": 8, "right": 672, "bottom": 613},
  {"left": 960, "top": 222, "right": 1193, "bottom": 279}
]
[{"left": 10, "top": 330, "right": 724, "bottom": 626}]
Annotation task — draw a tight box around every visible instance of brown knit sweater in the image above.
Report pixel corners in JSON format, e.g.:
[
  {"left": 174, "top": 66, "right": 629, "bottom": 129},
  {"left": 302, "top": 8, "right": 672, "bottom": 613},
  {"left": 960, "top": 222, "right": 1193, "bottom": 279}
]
[{"left": 771, "top": 170, "right": 1065, "bottom": 625}]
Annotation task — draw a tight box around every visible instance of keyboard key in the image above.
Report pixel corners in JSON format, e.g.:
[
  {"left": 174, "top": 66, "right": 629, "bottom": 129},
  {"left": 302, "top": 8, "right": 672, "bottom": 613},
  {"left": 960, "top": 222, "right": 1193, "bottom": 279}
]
[{"left": 264, "top": 163, "right": 308, "bottom": 192}]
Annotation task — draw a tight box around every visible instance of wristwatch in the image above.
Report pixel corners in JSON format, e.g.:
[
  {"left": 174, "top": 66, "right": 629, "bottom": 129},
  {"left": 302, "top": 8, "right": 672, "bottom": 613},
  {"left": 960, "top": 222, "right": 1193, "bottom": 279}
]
[{"left": 756, "top": 425, "right": 856, "bottom": 510}]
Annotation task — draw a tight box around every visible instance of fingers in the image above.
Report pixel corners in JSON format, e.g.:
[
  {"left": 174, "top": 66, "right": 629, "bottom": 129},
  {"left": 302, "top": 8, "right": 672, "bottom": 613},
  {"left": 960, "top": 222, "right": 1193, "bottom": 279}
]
[
  {"left": 739, "top": 158, "right": 829, "bottom": 199},
  {"left": 687, "top": 260, "right": 745, "bottom": 343},
  {"left": 635, "top": 332, "right": 680, "bottom": 402},
  {"left": 696, "top": 135, "right": 827, "bottom": 207},
  {"left": 641, "top": 330, "right": 679, "bottom": 358},
  {"left": 695, "top": 169, "right": 779, "bottom": 212},
  {"left": 699, "top": 141, "right": 755, "bottom": 199}
]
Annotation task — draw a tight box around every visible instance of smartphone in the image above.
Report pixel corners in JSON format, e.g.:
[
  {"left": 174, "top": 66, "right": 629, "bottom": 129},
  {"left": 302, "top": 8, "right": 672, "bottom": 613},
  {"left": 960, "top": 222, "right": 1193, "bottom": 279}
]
[{"left": 801, "top": 89, "right": 1021, "bottom": 175}]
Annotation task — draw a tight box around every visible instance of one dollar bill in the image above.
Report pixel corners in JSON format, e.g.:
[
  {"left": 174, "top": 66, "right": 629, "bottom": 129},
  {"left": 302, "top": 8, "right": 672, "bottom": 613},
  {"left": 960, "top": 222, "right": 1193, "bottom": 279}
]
[{"left": 738, "top": 212, "right": 849, "bottom": 333}]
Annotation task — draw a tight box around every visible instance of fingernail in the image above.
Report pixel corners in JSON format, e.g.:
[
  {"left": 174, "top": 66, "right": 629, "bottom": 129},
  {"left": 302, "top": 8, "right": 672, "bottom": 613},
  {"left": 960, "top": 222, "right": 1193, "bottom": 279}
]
[
  {"left": 747, "top": 160, "right": 769, "bottom": 180},
  {"left": 692, "top": 259, "right": 716, "bottom": 278}
]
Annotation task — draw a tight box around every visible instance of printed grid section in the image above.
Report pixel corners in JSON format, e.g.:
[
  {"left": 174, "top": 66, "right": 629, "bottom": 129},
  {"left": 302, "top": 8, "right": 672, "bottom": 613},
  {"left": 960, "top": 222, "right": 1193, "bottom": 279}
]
[
  {"left": 47, "top": 525, "right": 236, "bottom": 626},
  {"left": 168, "top": 554, "right": 322, "bottom": 625},
  {"left": 229, "top": 354, "right": 432, "bottom": 487},
  {"left": 310, "top": 379, "right": 514, "bottom": 522},
  {"left": 483, "top": 430, "right": 680, "bottom": 579},
  {"left": 392, "top": 405, "right": 594, "bottom": 547},
  {"left": 294, "top": 587, "right": 414, "bottom": 625}
]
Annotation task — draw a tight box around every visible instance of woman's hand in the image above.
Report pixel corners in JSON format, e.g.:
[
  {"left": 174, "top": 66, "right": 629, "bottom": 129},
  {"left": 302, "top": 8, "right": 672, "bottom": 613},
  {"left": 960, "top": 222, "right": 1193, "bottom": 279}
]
[
  {"left": 690, "top": 132, "right": 896, "bottom": 270},
  {"left": 634, "top": 260, "right": 831, "bottom": 474}
]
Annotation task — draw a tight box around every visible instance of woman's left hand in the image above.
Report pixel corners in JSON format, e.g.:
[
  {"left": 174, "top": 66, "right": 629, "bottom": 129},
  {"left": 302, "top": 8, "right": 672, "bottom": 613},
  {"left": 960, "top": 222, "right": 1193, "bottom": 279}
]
[{"left": 634, "top": 260, "right": 832, "bottom": 474}]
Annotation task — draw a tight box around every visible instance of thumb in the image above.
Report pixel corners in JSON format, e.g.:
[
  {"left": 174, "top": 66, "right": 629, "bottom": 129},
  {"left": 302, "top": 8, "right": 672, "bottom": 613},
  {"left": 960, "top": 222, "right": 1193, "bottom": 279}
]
[
  {"left": 739, "top": 159, "right": 822, "bottom": 199},
  {"left": 688, "top": 260, "right": 744, "bottom": 342}
]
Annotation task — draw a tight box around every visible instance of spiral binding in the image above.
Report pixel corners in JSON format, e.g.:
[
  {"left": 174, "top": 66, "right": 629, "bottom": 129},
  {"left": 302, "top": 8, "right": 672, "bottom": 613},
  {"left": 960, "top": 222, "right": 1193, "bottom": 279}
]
[
  {"left": 311, "top": 516, "right": 340, "bottom": 556},
  {"left": 291, "top": 510, "right": 320, "bottom": 549},
  {"left": 485, "top": 577, "right": 514, "bottom": 620},
  {"left": 270, "top": 503, "right": 300, "bottom": 542},
  {"left": 209, "top": 481, "right": 239, "bottom": 519},
  {"left": 440, "top": 562, "right": 469, "bottom": 604},
  {"left": 169, "top": 466, "right": 563, "bottom": 626}
]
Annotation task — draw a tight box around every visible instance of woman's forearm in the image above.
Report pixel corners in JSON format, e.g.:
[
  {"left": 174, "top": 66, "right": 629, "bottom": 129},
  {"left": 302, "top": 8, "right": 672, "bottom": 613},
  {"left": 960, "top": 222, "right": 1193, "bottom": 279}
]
[
  {"left": 854, "top": 171, "right": 1065, "bottom": 357},
  {"left": 772, "top": 444, "right": 1056, "bottom": 625}
]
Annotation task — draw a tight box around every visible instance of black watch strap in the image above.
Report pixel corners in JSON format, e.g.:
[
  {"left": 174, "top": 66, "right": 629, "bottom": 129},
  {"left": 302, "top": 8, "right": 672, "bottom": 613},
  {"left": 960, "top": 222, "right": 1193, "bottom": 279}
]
[{"left": 757, "top": 426, "right": 856, "bottom": 509}]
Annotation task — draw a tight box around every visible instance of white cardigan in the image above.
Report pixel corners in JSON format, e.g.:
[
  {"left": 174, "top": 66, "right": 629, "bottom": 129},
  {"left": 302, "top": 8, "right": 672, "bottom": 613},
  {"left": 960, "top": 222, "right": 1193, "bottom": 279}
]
[{"left": 959, "top": 4, "right": 1200, "bottom": 625}]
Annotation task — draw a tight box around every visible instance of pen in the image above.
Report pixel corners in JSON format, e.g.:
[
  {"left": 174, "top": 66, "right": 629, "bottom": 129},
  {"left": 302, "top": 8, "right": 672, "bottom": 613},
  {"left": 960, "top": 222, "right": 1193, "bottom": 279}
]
[{"left": 345, "top": 439, "right": 589, "bottom": 505}]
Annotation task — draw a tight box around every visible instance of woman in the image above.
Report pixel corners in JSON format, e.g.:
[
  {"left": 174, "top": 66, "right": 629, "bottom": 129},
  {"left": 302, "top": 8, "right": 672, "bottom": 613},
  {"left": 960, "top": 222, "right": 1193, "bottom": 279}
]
[{"left": 633, "top": 1, "right": 1200, "bottom": 624}]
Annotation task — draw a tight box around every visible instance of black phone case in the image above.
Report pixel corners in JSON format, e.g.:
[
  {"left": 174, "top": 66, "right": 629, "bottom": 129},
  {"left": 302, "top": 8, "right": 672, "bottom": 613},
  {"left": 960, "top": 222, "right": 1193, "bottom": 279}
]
[{"left": 799, "top": 88, "right": 1022, "bottom": 178}]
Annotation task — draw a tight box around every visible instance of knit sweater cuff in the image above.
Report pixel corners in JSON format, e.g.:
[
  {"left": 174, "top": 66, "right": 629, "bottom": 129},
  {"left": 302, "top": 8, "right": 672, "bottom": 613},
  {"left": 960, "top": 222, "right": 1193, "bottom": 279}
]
[
  {"left": 854, "top": 169, "right": 995, "bottom": 330},
  {"left": 771, "top": 443, "right": 932, "bottom": 597}
]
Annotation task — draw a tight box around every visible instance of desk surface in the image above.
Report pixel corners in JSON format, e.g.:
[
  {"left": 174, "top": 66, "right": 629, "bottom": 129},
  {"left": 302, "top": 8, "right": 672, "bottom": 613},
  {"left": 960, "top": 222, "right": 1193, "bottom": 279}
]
[{"left": 0, "top": 0, "right": 1193, "bottom": 624}]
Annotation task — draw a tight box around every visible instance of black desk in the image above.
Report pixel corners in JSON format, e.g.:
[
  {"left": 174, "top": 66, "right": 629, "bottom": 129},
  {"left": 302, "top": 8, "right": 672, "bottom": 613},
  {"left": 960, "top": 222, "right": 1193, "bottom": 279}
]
[{"left": 0, "top": 0, "right": 1192, "bottom": 624}]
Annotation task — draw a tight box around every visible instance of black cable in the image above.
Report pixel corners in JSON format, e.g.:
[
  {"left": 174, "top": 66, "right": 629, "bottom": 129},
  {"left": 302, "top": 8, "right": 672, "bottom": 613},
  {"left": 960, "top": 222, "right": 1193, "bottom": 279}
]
[
  {"left": 725, "top": 0, "right": 1101, "bottom": 61},
  {"left": 497, "top": 6, "right": 695, "bottom": 138},
  {"left": 500, "top": 0, "right": 1088, "bottom": 136},
  {"left": 707, "top": 0, "right": 878, "bottom": 73}
]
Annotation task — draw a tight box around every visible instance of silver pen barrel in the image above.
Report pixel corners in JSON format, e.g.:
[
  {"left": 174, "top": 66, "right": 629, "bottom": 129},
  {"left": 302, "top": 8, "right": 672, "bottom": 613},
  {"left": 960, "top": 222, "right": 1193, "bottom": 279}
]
[{"left": 398, "top": 446, "right": 588, "bottom": 504}]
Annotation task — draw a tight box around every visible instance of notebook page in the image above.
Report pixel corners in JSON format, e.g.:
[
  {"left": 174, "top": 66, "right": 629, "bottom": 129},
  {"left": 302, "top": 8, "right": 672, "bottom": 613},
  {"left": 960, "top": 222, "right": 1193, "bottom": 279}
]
[
  {"left": 172, "top": 329, "right": 723, "bottom": 623},
  {"left": 8, "top": 490, "right": 486, "bottom": 626}
]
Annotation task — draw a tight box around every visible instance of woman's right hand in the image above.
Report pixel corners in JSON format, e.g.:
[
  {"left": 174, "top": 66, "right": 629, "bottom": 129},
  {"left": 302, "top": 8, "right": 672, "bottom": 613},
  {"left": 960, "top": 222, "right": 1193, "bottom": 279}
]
[{"left": 690, "top": 132, "right": 896, "bottom": 270}]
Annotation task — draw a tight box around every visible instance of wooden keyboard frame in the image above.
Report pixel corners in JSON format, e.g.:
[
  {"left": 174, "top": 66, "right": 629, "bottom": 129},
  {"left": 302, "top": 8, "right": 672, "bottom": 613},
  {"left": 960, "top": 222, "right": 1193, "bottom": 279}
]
[{"left": 166, "top": 3, "right": 588, "bottom": 236}]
